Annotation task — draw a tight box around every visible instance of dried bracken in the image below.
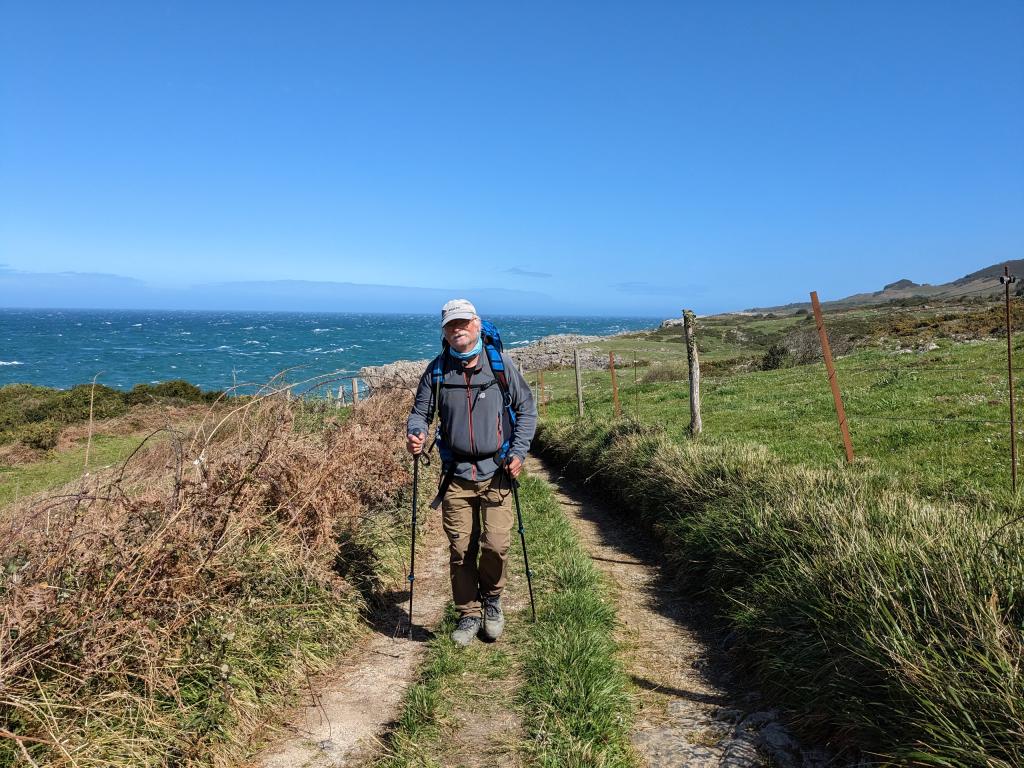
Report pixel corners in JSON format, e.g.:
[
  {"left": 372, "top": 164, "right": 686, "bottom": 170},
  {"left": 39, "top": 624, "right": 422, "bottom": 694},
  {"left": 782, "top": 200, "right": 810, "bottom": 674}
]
[{"left": 0, "top": 389, "right": 413, "bottom": 767}]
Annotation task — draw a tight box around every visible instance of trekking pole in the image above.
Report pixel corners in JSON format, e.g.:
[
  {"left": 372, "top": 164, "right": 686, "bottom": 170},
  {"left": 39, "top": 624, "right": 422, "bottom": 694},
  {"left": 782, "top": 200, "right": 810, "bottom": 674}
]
[
  {"left": 507, "top": 463, "right": 537, "bottom": 622},
  {"left": 407, "top": 429, "right": 423, "bottom": 638}
]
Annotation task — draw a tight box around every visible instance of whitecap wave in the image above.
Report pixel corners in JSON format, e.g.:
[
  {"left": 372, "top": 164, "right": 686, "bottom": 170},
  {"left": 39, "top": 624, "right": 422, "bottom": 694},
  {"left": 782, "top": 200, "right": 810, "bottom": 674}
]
[
  {"left": 0, "top": 360, "right": 23, "bottom": 366},
  {"left": 312, "top": 328, "right": 330, "bottom": 333}
]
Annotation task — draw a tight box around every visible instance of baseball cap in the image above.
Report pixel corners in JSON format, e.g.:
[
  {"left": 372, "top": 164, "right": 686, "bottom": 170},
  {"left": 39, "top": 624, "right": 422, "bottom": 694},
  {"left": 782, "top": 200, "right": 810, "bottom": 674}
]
[{"left": 441, "top": 298, "right": 478, "bottom": 327}]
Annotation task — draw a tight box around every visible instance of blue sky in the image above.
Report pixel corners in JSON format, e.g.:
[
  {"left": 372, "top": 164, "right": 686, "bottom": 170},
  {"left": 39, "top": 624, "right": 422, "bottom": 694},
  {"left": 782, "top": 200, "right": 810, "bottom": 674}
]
[{"left": 1, "top": 1, "right": 1022, "bottom": 316}]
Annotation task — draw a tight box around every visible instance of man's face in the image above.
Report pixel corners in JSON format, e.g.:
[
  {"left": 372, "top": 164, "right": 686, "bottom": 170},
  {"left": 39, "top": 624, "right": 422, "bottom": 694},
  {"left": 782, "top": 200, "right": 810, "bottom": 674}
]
[{"left": 443, "top": 317, "right": 481, "bottom": 353}]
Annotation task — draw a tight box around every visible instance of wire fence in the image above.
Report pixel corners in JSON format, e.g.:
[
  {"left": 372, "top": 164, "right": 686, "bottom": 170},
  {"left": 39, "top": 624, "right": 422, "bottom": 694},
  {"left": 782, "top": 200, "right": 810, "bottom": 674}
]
[{"left": 524, "top": 285, "right": 1024, "bottom": 498}]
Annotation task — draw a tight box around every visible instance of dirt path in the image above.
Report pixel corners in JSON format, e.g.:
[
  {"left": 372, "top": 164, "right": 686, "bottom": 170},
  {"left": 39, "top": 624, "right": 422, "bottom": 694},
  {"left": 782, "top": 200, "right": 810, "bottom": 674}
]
[
  {"left": 527, "top": 457, "right": 815, "bottom": 768},
  {"left": 247, "top": 518, "right": 450, "bottom": 768}
]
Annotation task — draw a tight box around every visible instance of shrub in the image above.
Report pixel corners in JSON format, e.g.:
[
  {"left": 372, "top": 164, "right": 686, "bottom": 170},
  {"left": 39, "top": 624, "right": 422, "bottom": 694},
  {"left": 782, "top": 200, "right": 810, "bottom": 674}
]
[
  {"left": 126, "top": 379, "right": 222, "bottom": 406},
  {"left": 0, "top": 381, "right": 226, "bottom": 440},
  {"left": 0, "top": 391, "right": 413, "bottom": 765},
  {"left": 15, "top": 420, "right": 61, "bottom": 450},
  {"left": 641, "top": 362, "right": 690, "bottom": 383},
  {"left": 760, "top": 343, "right": 793, "bottom": 370},
  {"left": 24, "top": 384, "right": 128, "bottom": 424}
]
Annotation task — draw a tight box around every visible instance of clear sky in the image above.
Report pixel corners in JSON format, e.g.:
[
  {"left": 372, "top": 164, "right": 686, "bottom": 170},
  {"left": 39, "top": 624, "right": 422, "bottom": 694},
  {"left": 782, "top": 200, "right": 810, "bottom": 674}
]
[{"left": 1, "top": 1, "right": 1022, "bottom": 316}]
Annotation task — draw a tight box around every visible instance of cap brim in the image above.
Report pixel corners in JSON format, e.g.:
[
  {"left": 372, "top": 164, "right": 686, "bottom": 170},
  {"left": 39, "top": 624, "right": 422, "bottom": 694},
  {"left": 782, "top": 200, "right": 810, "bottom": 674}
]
[{"left": 441, "top": 311, "right": 477, "bottom": 326}]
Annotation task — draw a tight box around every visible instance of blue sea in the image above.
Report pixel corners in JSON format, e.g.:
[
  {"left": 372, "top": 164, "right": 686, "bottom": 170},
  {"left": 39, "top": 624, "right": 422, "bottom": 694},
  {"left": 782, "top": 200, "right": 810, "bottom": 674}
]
[{"left": 0, "top": 309, "right": 659, "bottom": 392}]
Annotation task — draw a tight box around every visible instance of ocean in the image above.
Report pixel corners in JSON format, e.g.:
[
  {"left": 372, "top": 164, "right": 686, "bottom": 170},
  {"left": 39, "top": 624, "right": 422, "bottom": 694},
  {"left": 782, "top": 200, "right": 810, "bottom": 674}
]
[{"left": 0, "top": 309, "right": 659, "bottom": 392}]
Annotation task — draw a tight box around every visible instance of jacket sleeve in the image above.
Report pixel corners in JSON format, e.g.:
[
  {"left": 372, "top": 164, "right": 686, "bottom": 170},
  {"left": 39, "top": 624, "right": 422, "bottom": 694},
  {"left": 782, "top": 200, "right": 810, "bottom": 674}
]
[
  {"left": 407, "top": 361, "right": 435, "bottom": 436},
  {"left": 503, "top": 355, "right": 537, "bottom": 461}
]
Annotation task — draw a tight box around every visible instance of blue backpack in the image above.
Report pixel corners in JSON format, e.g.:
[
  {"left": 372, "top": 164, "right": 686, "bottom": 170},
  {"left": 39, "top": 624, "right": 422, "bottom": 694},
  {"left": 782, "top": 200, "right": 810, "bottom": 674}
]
[{"left": 427, "top": 320, "right": 518, "bottom": 507}]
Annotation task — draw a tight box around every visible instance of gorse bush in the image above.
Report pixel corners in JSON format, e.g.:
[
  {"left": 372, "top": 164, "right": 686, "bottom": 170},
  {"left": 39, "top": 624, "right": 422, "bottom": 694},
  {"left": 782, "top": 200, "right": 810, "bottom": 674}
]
[
  {"left": 0, "top": 380, "right": 223, "bottom": 448},
  {"left": 125, "top": 379, "right": 220, "bottom": 406},
  {"left": 536, "top": 417, "right": 1023, "bottom": 766},
  {"left": 760, "top": 342, "right": 792, "bottom": 370},
  {"left": 0, "top": 390, "right": 412, "bottom": 766},
  {"left": 13, "top": 420, "right": 60, "bottom": 450}
]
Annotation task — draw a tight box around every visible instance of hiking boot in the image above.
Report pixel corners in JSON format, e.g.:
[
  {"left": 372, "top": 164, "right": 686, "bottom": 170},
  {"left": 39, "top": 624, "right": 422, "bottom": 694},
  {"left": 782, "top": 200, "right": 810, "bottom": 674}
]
[
  {"left": 451, "top": 615, "right": 481, "bottom": 647},
  {"left": 481, "top": 596, "right": 505, "bottom": 641}
]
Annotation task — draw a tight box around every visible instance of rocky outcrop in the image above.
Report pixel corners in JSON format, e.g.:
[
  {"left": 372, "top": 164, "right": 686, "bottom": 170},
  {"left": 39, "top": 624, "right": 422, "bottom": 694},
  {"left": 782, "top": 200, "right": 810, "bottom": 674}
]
[
  {"left": 507, "top": 334, "right": 609, "bottom": 372},
  {"left": 359, "top": 333, "right": 625, "bottom": 393},
  {"left": 359, "top": 359, "right": 428, "bottom": 393}
]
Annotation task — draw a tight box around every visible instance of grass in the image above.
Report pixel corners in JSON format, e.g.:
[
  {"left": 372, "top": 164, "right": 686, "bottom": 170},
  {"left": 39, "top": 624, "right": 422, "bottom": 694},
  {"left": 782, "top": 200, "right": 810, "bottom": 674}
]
[
  {"left": 376, "top": 471, "right": 636, "bottom": 768},
  {"left": 532, "top": 337, "right": 1024, "bottom": 505},
  {"left": 0, "top": 433, "right": 147, "bottom": 506},
  {"left": 535, "top": 417, "right": 1024, "bottom": 766},
  {"left": 516, "top": 473, "right": 635, "bottom": 767}
]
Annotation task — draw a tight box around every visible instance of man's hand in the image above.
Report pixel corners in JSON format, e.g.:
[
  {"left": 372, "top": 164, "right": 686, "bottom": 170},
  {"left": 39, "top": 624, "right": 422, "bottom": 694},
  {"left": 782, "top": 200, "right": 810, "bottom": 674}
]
[
  {"left": 506, "top": 455, "right": 522, "bottom": 478},
  {"left": 407, "top": 430, "right": 425, "bottom": 455}
]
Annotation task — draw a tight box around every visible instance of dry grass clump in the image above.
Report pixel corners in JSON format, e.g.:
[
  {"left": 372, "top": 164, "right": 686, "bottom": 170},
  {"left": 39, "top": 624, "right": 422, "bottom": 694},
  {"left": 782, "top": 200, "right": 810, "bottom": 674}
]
[
  {"left": 0, "top": 390, "right": 413, "bottom": 767},
  {"left": 537, "top": 417, "right": 1024, "bottom": 766}
]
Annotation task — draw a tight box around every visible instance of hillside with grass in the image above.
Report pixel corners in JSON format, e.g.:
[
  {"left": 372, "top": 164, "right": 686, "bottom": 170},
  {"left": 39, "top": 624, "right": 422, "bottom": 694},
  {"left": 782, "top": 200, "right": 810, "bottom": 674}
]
[{"left": 747, "top": 258, "right": 1024, "bottom": 313}]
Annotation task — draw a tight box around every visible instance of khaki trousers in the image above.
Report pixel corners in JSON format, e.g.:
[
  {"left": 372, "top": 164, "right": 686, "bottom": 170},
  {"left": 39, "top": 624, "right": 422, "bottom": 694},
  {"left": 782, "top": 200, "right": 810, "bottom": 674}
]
[{"left": 441, "top": 473, "right": 515, "bottom": 618}]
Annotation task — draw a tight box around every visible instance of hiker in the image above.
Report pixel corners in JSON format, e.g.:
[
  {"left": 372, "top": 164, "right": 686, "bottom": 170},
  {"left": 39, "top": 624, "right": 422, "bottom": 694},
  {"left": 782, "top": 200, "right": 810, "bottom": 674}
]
[{"left": 407, "top": 299, "right": 537, "bottom": 646}]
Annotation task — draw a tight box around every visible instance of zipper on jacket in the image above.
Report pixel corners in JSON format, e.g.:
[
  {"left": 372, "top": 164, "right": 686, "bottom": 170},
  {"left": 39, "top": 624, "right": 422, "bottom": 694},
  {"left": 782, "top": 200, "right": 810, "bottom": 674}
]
[{"left": 465, "top": 371, "right": 477, "bottom": 480}]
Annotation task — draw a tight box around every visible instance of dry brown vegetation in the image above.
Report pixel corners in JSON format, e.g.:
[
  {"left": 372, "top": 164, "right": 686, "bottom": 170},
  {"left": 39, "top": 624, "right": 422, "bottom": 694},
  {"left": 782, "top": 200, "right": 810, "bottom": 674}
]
[{"left": 1, "top": 390, "right": 413, "bottom": 767}]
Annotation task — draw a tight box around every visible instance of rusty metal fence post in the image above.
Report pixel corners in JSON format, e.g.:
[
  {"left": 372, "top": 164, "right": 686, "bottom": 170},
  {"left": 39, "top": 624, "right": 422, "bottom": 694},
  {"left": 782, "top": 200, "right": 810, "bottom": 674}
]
[
  {"left": 1002, "top": 265, "right": 1018, "bottom": 492},
  {"left": 810, "top": 291, "right": 854, "bottom": 463}
]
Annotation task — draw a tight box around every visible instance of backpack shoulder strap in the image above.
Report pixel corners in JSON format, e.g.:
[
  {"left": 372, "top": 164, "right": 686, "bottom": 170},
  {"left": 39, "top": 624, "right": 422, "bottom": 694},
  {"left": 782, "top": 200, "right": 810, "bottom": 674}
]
[
  {"left": 483, "top": 342, "right": 509, "bottom": 395},
  {"left": 430, "top": 353, "right": 445, "bottom": 384},
  {"left": 429, "top": 353, "right": 446, "bottom": 420}
]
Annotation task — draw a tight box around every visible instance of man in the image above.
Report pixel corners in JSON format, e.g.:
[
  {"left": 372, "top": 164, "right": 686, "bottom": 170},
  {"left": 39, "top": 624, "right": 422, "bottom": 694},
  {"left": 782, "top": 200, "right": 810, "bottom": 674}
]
[{"left": 407, "top": 299, "right": 537, "bottom": 646}]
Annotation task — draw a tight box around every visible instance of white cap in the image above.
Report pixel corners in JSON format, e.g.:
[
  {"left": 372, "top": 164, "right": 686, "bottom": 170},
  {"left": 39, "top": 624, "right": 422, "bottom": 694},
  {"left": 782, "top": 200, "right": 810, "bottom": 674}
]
[{"left": 441, "top": 298, "right": 478, "bottom": 327}]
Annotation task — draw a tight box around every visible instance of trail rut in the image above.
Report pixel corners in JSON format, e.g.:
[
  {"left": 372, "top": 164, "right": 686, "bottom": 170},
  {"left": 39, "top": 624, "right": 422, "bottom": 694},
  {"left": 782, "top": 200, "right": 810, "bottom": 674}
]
[
  {"left": 528, "top": 456, "right": 816, "bottom": 768},
  {"left": 247, "top": 517, "right": 449, "bottom": 768}
]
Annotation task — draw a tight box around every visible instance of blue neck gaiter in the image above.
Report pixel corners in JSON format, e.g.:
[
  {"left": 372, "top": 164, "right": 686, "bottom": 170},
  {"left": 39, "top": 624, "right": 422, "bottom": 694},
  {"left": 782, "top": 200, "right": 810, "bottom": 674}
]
[{"left": 448, "top": 337, "right": 483, "bottom": 361}]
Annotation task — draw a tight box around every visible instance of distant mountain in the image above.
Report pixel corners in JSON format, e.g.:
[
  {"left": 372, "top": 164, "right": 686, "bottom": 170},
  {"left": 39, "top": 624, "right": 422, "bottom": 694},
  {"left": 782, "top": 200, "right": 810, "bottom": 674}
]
[{"left": 746, "top": 260, "right": 1024, "bottom": 314}]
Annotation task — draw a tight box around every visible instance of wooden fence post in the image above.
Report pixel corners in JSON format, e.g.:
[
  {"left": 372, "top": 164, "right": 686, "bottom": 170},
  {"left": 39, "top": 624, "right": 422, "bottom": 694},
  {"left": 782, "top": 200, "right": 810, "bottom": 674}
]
[
  {"left": 633, "top": 352, "right": 639, "bottom": 416},
  {"left": 810, "top": 291, "right": 854, "bottom": 463},
  {"left": 337, "top": 384, "right": 346, "bottom": 408},
  {"left": 351, "top": 378, "right": 360, "bottom": 405},
  {"left": 683, "top": 311, "right": 702, "bottom": 436},
  {"left": 609, "top": 350, "right": 621, "bottom": 418},
  {"left": 574, "top": 349, "right": 585, "bottom": 417},
  {"left": 539, "top": 370, "right": 547, "bottom": 417}
]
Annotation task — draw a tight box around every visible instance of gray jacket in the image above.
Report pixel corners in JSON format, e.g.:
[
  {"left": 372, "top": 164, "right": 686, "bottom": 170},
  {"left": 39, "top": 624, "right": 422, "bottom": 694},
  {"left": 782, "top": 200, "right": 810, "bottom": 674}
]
[{"left": 407, "top": 350, "right": 537, "bottom": 482}]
